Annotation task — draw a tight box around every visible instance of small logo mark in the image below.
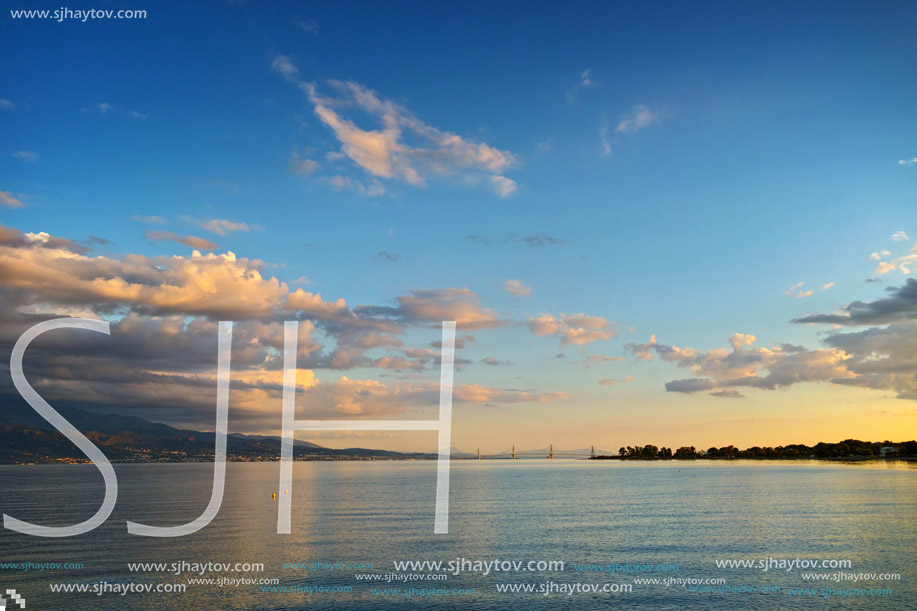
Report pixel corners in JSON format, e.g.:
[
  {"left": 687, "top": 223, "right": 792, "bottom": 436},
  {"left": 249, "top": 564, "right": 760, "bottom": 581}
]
[{"left": 0, "top": 588, "right": 26, "bottom": 610}]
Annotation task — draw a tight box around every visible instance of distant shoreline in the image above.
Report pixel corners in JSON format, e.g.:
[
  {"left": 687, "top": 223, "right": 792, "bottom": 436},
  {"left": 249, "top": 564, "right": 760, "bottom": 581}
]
[
  {"left": 591, "top": 455, "right": 917, "bottom": 462},
  {"left": 4, "top": 455, "right": 916, "bottom": 466}
]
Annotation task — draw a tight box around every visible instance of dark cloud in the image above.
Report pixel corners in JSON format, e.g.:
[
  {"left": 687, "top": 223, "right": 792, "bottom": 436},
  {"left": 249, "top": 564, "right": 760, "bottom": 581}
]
[
  {"left": 0, "top": 224, "right": 565, "bottom": 432},
  {"left": 792, "top": 279, "right": 916, "bottom": 326},
  {"left": 665, "top": 378, "right": 717, "bottom": 393},
  {"left": 144, "top": 230, "right": 218, "bottom": 251},
  {"left": 355, "top": 288, "right": 500, "bottom": 329},
  {"left": 467, "top": 233, "right": 564, "bottom": 248}
]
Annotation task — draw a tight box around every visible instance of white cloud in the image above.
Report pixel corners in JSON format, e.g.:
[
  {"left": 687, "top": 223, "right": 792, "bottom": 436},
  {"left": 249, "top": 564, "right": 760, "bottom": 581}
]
[
  {"left": 566, "top": 69, "right": 598, "bottom": 102},
  {"left": 193, "top": 218, "right": 259, "bottom": 236},
  {"left": 90, "top": 102, "right": 148, "bottom": 119},
  {"left": 0, "top": 99, "right": 15, "bottom": 109},
  {"left": 871, "top": 242, "right": 917, "bottom": 276},
  {"left": 490, "top": 175, "right": 518, "bottom": 198},
  {"left": 820, "top": 282, "right": 835, "bottom": 291},
  {"left": 599, "top": 122, "right": 611, "bottom": 156},
  {"left": 12, "top": 151, "right": 39, "bottom": 163},
  {"left": 503, "top": 279, "right": 532, "bottom": 297},
  {"left": 615, "top": 105, "right": 659, "bottom": 134},
  {"left": 898, "top": 158, "right": 917, "bottom": 166},
  {"left": 875, "top": 252, "right": 917, "bottom": 276},
  {"left": 271, "top": 55, "right": 299, "bottom": 80},
  {"left": 272, "top": 58, "right": 518, "bottom": 198},
  {"left": 785, "top": 282, "right": 812, "bottom": 298}
]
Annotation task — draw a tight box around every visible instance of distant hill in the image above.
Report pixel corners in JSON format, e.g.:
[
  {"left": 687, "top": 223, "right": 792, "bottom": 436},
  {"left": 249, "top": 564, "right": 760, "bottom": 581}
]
[{"left": 0, "top": 402, "right": 434, "bottom": 463}]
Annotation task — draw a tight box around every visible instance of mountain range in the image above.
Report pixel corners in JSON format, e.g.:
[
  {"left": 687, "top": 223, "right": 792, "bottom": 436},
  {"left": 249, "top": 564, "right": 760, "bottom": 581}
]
[{"left": 0, "top": 401, "right": 434, "bottom": 464}]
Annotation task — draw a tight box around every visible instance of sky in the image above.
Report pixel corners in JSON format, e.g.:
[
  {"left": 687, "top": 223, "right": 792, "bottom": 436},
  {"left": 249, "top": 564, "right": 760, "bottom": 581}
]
[{"left": 1, "top": 0, "right": 915, "bottom": 453}]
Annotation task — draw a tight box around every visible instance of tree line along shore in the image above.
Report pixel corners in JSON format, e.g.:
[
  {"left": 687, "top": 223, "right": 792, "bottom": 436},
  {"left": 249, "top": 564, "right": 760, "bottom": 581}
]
[{"left": 594, "top": 439, "right": 917, "bottom": 460}]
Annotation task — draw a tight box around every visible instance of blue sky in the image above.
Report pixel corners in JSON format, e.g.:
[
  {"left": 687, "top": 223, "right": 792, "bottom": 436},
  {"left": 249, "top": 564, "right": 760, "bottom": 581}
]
[{"left": 1, "top": 1, "right": 915, "bottom": 452}]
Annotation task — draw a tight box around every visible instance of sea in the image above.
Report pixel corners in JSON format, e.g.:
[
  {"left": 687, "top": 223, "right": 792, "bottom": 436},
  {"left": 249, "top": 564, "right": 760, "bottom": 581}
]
[{"left": 0, "top": 460, "right": 914, "bottom": 610}]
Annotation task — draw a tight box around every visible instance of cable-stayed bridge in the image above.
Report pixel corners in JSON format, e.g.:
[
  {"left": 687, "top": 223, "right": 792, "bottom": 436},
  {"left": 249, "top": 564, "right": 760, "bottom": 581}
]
[{"left": 452, "top": 445, "right": 610, "bottom": 460}]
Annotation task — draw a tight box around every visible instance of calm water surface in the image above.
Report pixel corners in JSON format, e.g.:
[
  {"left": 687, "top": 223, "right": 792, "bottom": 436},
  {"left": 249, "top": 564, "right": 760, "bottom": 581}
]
[{"left": 0, "top": 460, "right": 914, "bottom": 610}]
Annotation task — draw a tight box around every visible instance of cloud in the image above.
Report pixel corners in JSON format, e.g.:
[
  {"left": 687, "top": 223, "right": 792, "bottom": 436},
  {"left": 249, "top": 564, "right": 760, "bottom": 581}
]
[
  {"left": 868, "top": 238, "right": 917, "bottom": 276},
  {"left": 131, "top": 215, "right": 167, "bottom": 224},
  {"left": 627, "top": 322, "right": 917, "bottom": 400},
  {"left": 710, "top": 388, "right": 744, "bottom": 398},
  {"left": 0, "top": 224, "right": 572, "bottom": 431},
  {"left": 299, "top": 377, "right": 564, "bottom": 417},
  {"left": 0, "top": 312, "right": 563, "bottom": 429},
  {"left": 145, "top": 230, "right": 218, "bottom": 251},
  {"left": 792, "top": 278, "right": 917, "bottom": 326},
  {"left": 0, "top": 226, "right": 398, "bottom": 329},
  {"left": 528, "top": 313, "right": 617, "bottom": 346},
  {"left": 0, "top": 225, "right": 88, "bottom": 253},
  {"left": 190, "top": 218, "right": 259, "bottom": 236},
  {"left": 356, "top": 288, "right": 500, "bottom": 330},
  {"left": 0, "top": 190, "right": 24, "bottom": 208},
  {"left": 271, "top": 55, "right": 299, "bottom": 81},
  {"left": 786, "top": 281, "right": 835, "bottom": 298},
  {"left": 599, "top": 122, "right": 612, "bottom": 156},
  {"left": 90, "top": 102, "right": 149, "bottom": 119},
  {"left": 328, "top": 175, "right": 385, "bottom": 197},
  {"left": 294, "top": 18, "right": 320, "bottom": 34},
  {"left": 503, "top": 279, "right": 531, "bottom": 297},
  {"left": 0, "top": 99, "right": 15, "bottom": 109},
  {"left": 490, "top": 175, "right": 518, "bottom": 198},
  {"left": 289, "top": 151, "right": 319, "bottom": 175},
  {"left": 272, "top": 60, "right": 518, "bottom": 197},
  {"left": 898, "top": 158, "right": 917, "bottom": 166},
  {"left": 599, "top": 375, "right": 632, "bottom": 386},
  {"left": 584, "top": 353, "right": 625, "bottom": 365},
  {"left": 12, "top": 151, "right": 39, "bottom": 163},
  {"left": 566, "top": 68, "right": 598, "bottom": 102},
  {"left": 628, "top": 333, "right": 855, "bottom": 396},
  {"left": 468, "top": 233, "right": 564, "bottom": 248},
  {"left": 615, "top": 105, "right": 659, "bottom": 134},
  {"left": 873, "top": 248, "right": 917, "bottom": 276}
]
